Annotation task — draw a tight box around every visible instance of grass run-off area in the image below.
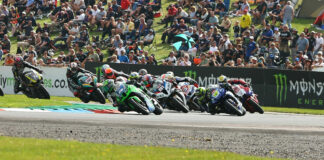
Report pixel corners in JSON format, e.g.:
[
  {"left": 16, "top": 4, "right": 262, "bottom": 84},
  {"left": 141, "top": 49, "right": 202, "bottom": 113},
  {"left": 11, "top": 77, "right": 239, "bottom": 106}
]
[
  {"left": 0, "top": 95, "right": 80, "bottom": 108},
  {"left": 263, "top": 106, "right": 324, "bottom": 115},
  {"left": 0, "top": 136, "right": 283, "bottom": 160}
]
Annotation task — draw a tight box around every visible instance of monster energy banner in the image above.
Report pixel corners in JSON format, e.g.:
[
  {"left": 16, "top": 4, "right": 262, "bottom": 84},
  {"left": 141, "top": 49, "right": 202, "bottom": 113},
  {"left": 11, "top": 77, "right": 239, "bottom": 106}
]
[{"left": 86, "top": 62, "right": 324, "bottom": 109}]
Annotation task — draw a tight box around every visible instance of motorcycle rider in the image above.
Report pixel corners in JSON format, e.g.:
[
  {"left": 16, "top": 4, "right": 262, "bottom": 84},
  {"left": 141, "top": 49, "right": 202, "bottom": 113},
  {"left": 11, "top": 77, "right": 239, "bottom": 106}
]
[
  {"left": 66, "top": 62, "right": 94, "bottom": 97},
  {"left": 138, "top": 69, "right": 148, "bottom": 76},
  {"left": 217, "top": 75, "right": 249, "bottom": 91},
  {"left": 127, "top": 72, "right": 156, "bottom": 98},
  {"left": 194, "top": 86, "right": 225, "bottom": 114},
  {"left": 103, "top": 67, "right": 129, "bottom": 81},
  {"left": 12, "top": 56, "right": 43, "bottom": 94},
  {"left": 161, "top": 72, "right": 198, "bottom": 87}
]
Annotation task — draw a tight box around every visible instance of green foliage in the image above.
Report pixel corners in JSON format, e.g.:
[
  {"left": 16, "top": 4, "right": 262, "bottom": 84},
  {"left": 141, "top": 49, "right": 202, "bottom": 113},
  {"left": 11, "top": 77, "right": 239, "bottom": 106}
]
[{"left": 0, "top": 136, "right": 284, "bottom": 160}]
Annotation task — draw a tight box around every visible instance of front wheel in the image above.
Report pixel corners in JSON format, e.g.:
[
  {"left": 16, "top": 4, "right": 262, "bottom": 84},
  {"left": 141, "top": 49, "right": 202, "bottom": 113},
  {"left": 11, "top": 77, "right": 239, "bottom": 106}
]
[
  {"left": 153, "top": 100, "right": 163, "bottom": 115},
  {"left": 128, "top": 98, "right": 150, "bottom": 115},
  {"left": 247, "top": 99, "right": 264, "bottom": 114},
  {"left": 0, "top": 88, "right": 3, "bottom": 96},
  {"left": 93, "top": 89, "right": 106, "bottom": 104},
  {"left": 224, "top": 99, "right": 245, "bottom": 116},
  {"left": 38, "top": 85, "right": 50, "bottom": 99},
  {"left": 171, "top": 95, "right": 189, "bottom": 113}
]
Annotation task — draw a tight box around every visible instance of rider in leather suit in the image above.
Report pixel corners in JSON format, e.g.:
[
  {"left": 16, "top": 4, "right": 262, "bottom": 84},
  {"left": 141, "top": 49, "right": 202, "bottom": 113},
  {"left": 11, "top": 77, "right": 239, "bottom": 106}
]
[{"left": 12, "top": 56, "right": 43, "bottom": 94}]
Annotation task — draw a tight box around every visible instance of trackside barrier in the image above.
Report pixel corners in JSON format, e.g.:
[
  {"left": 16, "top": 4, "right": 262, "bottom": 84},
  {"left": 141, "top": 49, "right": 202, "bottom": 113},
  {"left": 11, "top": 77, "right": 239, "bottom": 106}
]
[
  {"left": 0, "top": 66, "right": 73, "bottom": 97},
  {"left": 86, "top": 62, "right": 324, "bottom": 109}
]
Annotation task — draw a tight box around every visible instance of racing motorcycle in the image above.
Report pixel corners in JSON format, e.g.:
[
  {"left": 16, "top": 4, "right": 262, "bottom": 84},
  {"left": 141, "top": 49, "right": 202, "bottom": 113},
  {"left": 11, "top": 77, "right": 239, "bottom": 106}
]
[
  {"left": 113, "top": 82, "right": 163, "bottom": 115},
  {"left": 20, "top": 69, "right": 50, "bottom": 99},
  {"left": 231, "top": 84, "right": 264, "bottom": 114},
  {"left": 77, "top": 73, "right": 106, "bottom": 104},
  {"left": 152, "top": 79, "right": 189, "bottom": 113},
  {"left": 178, "top": 82, "right": 204, "bottom": 112},
  {"left": 0, "top": 87, "right": 3, "bottom": 96},
  {"left": 208, "top": 85, "right": 246, "bottom": 116}
]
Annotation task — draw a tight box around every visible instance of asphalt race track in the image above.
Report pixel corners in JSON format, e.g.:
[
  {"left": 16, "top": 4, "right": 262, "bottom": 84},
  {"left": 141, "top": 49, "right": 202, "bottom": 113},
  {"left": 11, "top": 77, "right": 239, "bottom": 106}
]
[{"left": 0, "top": 110, "right": 323, "bottom": 160}]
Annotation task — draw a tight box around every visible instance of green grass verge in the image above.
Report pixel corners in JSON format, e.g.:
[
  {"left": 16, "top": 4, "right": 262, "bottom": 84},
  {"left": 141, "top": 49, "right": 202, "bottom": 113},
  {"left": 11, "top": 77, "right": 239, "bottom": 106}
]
[
  {"left": 0, "top": 95, "right": 79, "bottom": 108},
  {"left": 263, "top": 106, "right": 324, "bottom": 115},
  {"left": 0, "top": 136, "right": 283, "bottom": 160}
]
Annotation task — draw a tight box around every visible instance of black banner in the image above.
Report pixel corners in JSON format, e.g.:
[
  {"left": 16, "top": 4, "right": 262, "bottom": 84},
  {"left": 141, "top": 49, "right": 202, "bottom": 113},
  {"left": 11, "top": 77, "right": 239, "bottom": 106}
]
[{"left": 86, "top": 62, "right": 324, "bottom": 109}]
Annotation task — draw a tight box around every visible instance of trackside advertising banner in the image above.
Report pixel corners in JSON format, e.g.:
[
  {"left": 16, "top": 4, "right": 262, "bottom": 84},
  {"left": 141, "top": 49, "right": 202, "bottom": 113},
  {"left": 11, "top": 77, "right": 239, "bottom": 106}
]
[
  {"left": 86, "top": 62, "right": 324, "bottom": 109},
  {"left": 0, "top": 66, "right": 73, "bottom": 97}
]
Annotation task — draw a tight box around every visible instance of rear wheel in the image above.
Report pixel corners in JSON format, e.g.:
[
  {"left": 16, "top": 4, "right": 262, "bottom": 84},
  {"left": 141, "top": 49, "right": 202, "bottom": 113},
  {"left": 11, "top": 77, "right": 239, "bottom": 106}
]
[
  {"left": 38, "top": 85, "right": 50, "bottom": 99},
  {"left": 171, "top": 95, "right": 189, "bottom": 113},
  {"left": 128, "top": 98, "right": 150, "bottom": 115},
  {"left": 224, "top": 99, "right": 245, "bottom": 116},
  {"left": 248, "top": 99, "right": 264, "bottom": 114}
]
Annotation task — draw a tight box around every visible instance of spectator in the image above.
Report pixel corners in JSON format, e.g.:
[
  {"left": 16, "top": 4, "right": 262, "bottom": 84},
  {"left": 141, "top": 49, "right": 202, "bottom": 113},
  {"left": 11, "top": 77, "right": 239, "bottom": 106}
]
[
  {"left": 217, "top": 14, "right": 231, "bottom": 33},
  {"left": 252, "top": 0, "right": 267, "bottom": 26},
  {"left": 279, "top": 25, "right": 291, "bottom": 59},
  {"left": 215, "top": 0, "right": 227, "bottom": 18},
  {"left": 198, "top": 53, "right": 209, "bottom": 66},
  {"left": 307, "top": 31, "right": 316, "bottom": 60},
  {"left": 312, "top": 57, "right": 324, "bottom": 69},
  {"left": 177, "top": 53, "right": 191, "bottom": 66},
  {"left": 314, "top": 32, "right": 323, "bottom": 55},
  {"left": 240, "top": 9, "right": 251, "bottom": 35},
  {"left": 296, "top": 32, "right": 309, "bottom": 55},
  {"left": 118, "top": 50, "right": 129, "bottom": 63},
  {"left": 233, "top": 21, "right": 240, "bottom": 38},
  {"left": 143, "top": 29, "right": 154, "bottom": 45},
  {"left": 3, "top": 53, "right": 14, "bottom": 66},
  {"left": 282, "top": 1, "right": 294, "bottom": 28},
  {"left": 269, "top": 4, "right": 282, "bottom": 26},
  {"left": 245, "top": 36, "right": 258, "bottom": 63}
]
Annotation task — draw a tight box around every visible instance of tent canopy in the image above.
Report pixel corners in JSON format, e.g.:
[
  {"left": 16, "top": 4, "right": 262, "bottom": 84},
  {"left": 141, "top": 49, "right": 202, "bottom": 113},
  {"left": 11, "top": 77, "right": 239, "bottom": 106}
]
[{"left": 298, "top": 0, "right": 324, "bottom": 18}]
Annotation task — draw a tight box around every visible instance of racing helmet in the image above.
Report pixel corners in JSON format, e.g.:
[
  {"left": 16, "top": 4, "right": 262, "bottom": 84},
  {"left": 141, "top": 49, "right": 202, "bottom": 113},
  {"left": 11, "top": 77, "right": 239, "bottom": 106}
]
[
  {"left": 142, "top": 74, "right": 153, "bottom": 86},
  {"left": 166, "top": 71, "right": 174, "bottom": 77},
  {"left": 14, "top": 56, "right": 24, "bottom": 67},
  {"left": 161, "top": 73, "right": 174, "bottom": 81},
  {"left": 70, "top": 62, "right": 78, "bottom": 73},
  {"left": 195, "top": 87, "right": 206, "bottom": 97},
  {"left": 217, "top": 75, "right": 227, "bottom": 83},
  {"left": 101, "top": 64, "right": 110, "bottom": 73},
  {"left": 129, "top": 72, "right": 139, "bottom": 81},
  {"left": 105, "top": 68, "right": 115, "bottom": 79},
  {"left": 138, "top": 69, "right": 148, "bottom": 76}
]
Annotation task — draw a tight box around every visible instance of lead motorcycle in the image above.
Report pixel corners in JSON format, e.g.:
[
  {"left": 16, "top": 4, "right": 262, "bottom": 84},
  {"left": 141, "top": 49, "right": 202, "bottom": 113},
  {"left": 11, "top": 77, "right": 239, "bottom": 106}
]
[
  {"left": 178, "top": 82, "right": 204, "bottom": 112},
  {"left": 20, "top": 69, "right": 50, "bottom": 99},
  {"left": 231, "top": 84, "right": 264, "bottom": 114},
  {"left": 112, "top": 82, "right": 163, "bottom": 115},
  {"left": 208, "top": 85, "right": 246, "bottom": 116},
  {"left": 152, "top": 79, "right": 189, "bottom": 113},
  {"left": 77, "top": 73, "right": 106, "bottom": 104}
]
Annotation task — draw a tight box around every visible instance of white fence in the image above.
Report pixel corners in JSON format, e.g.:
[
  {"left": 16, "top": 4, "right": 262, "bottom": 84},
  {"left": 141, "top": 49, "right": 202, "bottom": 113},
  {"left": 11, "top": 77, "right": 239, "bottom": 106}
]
[{"left": 0, "top": 66, "right": 73, "bottom": 97}]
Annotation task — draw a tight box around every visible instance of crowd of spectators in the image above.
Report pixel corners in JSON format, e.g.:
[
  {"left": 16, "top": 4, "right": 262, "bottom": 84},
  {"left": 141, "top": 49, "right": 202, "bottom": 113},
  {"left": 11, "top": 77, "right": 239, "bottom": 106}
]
[
  {"left": 158, "top": 0, "right": 324, "bottom": 71},
  {"left": 0, "top": 0, "right": 160, "bottom": 67},
  {"left": 0, "top": 0, "right": 323, "bottom": 71}
]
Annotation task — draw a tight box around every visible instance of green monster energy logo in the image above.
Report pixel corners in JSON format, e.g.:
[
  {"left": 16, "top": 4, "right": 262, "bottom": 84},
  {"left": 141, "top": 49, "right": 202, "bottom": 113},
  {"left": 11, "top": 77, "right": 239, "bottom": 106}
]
[
  {"left": 183, "top": 70, "right": 197, "bottom": 80},
  {"left": 274, "top": 74, "right": 288, "bottom": 105}
]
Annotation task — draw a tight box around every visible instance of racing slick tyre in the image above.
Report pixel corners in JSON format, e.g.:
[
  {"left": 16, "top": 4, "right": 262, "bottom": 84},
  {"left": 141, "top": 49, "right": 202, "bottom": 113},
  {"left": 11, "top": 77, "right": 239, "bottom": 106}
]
[
  {"left": 153, "top": 103, "right": 163, "bottom": 115},
  {"left": 94, "top": 89, "right": 106, "bottom": 104},
  {"left": 172, "top": 95, "right": 189, "bottom": 113},
  {"left": 128, "top": 98, "right": 150, "bottom": 115},
  {"left": 248, "top": 99, "right": 264, "bottom": 114},
  {"left": 0, "top": 88, "right": 3, "bottom": 96},
  {"left": 38, "top": 85, "right": 50, "bottom": 99},
  {"left": 224, "top": 99, "right": 245, "bottom": 116}
]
